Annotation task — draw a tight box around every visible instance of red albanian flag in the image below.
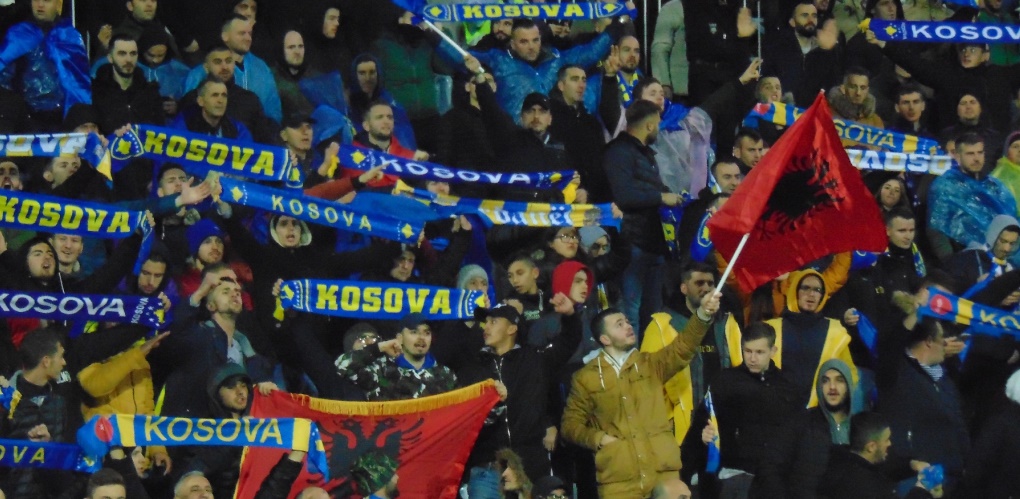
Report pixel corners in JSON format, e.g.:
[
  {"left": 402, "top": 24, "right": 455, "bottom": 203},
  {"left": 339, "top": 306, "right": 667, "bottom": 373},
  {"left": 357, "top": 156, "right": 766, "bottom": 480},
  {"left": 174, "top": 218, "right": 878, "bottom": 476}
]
[
  {"left": 707, "top": 92, "right": 887, "bottom": 292},
  {"left": 235, "top": 382, "right": 499, "bottom": 499}
]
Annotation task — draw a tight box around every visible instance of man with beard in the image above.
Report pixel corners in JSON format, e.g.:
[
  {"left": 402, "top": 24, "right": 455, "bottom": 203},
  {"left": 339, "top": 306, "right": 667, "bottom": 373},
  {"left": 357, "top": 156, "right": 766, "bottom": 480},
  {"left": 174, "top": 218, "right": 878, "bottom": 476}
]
[
  {"left": 101, "top": 0, "right": 182, "bottom": 58},
  {"left": 157, "top": 279, "right": 276, "bottom": 419},
  {"left": 347, "top": 54, "right": 418, "bottom": 151},
  {"left": 762, "top": 1, "right": 843, "bottom": 107},
  {"left": 753, "top": 359, "right": 874, "bottom": 497},
  {"left": 183, "top": 14, "right": 282, "bottom": 124},
  {"left": 472, "top": 18, "right": 513, "bottom": 52},
  {"left": 0, "top": 161, "right": 32, "bottom": 252},
  {"left": 615, "top": 35, "right": 644, "bottom": 107},
  {"left": 344, "top": 101, "right": 428, "bottom": 190},
  {"left": 92, "top": 34, "right": 164, "bottom": 134},
  {"left": 179, "top": 44, "right": 275, "bottom": 143},
  {"left": 334, "top": 313, "right": 457, "bottom": 401},
  {"left": 605, "top": 100, "right": 683, "bottom": 333},
  {"left": 271, "top": 29, "right": 318, "bottom": 117},
  {"left": 641, "top": 262, "right": 732, "bottom": 447}
]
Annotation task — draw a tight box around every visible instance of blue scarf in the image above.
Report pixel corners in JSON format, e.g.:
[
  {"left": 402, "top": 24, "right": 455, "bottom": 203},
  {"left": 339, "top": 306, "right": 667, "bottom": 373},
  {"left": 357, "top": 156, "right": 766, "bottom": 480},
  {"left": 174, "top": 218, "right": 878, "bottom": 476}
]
[
  {"left": 398, "top": 185, "right": 620, "bottom": 229},
  {"left": 110, "top": 125, "right": 298, "bottom": 183},
  {"left": 660, "top": 205, "right": 686, "bottom": 260},
  {"left": 218, "top": 177, "right": 422, "bottom": 244},
  {"left": 279, "top": 279, "right": 485, "bottom": 320},
  {"left": 617, "top": 71, "right": 641, "bottom": 108},
  {"left": 341, "top": 145, "right": 572, "bottom": 190},
  {"left": 78, "top": 414, "right": 328, "bottom": 480},
  {"left": 0, "top": 190, "right": 152, "bottom": 273},
  {"left": 690, "top": 212, "right": 714, "bottom": 263},
  {"left": 846, "top": 149, "right": 952, "bottom": 176},
  {"left": 0, "top": 290, "right": 164, "bottom": 335},
  {"left": 413, "top": 2, "right": 632, "bottom": 22},
  {"left": 0, "top": 132, "right": 105, "bottom": 165},
  {"left": 870, "top": 19, "right": 1020, "bottom": 44},
  {"left": 745, "top": 102, "right": 942, "bottom": 154},
  {"left": 0, "top": 18, "right": 91, "bottom": 111},
  {"left": 0, "top": 439, "right": 100, "bottom": 473}
]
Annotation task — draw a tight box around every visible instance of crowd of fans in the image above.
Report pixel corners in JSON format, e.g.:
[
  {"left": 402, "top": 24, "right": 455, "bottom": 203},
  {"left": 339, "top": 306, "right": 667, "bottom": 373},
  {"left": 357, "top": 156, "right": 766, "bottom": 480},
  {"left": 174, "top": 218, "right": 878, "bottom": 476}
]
[{"left": 0, "top": 0, "right": 1018, "bottom": 497}]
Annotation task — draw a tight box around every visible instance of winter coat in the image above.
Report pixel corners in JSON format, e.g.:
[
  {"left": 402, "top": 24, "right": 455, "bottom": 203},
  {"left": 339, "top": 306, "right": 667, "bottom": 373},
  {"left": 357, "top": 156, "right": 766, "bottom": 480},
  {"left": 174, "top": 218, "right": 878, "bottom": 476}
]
[
  {"left": 650, "top": 0, "right": 690, "bottom": 96},
  {"left": 681, "top": 360, "right": 801, "bottom": 480},
  {"left": 182, "top": 51, "right": 282, "bottom": 124},
  {"left": 92, "top": 64, "right": 165, "bottom": 134},
  {"left": 370, "top": 26, "right": 445, "bottom": 120},
  {"left": 139, "top": 59, "right": 190, "bottom": 100},
  {"left": 752, "top": 359, "right": 864, "bottom": 499},
  {"left": 562, "top": 315, "right": 710, "bottom": 497},
  {"left": 334, "top": 343, "right": 456, "bottom": 401},
  {"left": 253, "top": 454, "right": 303, "bottom": 499},
  {"left": 548, "top": 95, "right": 611, "bottom": 203},
  {"left": 762, "top": 29, "right": 843, "bottom": 108},
  {"left": 640, "top": 309, "right": 732, "bottom": 444},
  {"left": 171, "top": 106, "right": 253, "bottom": 142},
  {"left": 878, "top": 353, "right": 970, "bottom": 477},
  {"left": 458, "top": 313, "right": 582, "bottom": 477},
  {"left": 179, "top": 80, "right": 276, "bottom": 144},
  {"left": 470, "top": 31, "right": 612, "bottom": 119},
  {"left": 604, "top": 132, "right": 670, "bottom": 255},
  {"left": 960, "top": 402, "right": 1020, "bottom": 499},
  {"left": 818, "top": 448, "right": 933, "bottom": 499},
  {"left": 827, "top": 85, "right": 885, "bottom": 149}
]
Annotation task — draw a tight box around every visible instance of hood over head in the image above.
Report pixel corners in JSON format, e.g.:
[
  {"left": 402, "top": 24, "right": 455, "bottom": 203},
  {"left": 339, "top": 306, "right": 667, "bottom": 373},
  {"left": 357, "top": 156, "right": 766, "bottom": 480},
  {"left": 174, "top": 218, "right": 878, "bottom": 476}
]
[
  {"left": 552, "top": 260, "right": 594, "bottom": 304},
  {"left": 784, "top": 269, "right": 829, "bottom": 313},
  {"left": 269, "top": 214, "right": 312, "bottom": 248},
  {"left": 985, "top": 214, "right": 1020, "bottom": 249},
  {"left": 206, "top": 363, "right": 253, "bottom": 417}
]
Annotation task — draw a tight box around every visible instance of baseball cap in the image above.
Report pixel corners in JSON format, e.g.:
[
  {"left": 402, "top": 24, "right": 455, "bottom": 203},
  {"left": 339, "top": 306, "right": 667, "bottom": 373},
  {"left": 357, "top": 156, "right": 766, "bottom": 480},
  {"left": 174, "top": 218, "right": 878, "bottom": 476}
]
[
  {"left": 521, "top": 92, "right": 550, "bottom": 112},
  {"left": 474, "top": 303, "right": 520, "bottom": 325},
  {"left": 398, "top": 312, "right": 429, "bottom": 332}
]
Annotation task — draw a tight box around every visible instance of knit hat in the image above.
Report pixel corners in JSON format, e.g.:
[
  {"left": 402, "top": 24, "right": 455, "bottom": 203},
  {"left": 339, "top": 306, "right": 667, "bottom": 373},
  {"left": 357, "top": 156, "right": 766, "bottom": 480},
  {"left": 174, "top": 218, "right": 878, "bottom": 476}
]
[
  {"left": 578, "top": 226, "right": 608, "bottom": 253},
  {"left": 1003, "top": 131, "right": 1020, "bottom": 157},
  {"left": 138, "top": 27, "right": 172, "bottom": 56},
  {"left": 350, "top": 451, "right": 398, "bottom": 494},
  {"left": 343, "top": 322, "right": 378, "bottom": 352},
  {"left": 186, "top": 219, "right": 224, "bottom": 256},
  {"left": 552, "top": 260, "right": 594, "bottom": 304},
  {"left": 1007, "top": 370, "right": 1020, "bottom": 405},
  {"left": 533, "top": 476, "right": 568, "bottom": 498},
  {"left": 456, "top": 264, "right": 489, "bottom": 290}
]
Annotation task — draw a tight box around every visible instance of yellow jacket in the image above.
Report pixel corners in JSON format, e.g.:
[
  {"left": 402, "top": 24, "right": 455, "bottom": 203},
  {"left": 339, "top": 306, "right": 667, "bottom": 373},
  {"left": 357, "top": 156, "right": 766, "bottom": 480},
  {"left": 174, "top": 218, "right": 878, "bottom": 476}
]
[
  {"left": 78, "top": 346, "right": 167, "bottom": 458},
  {"left": 724, "top": 270, "right": 858, "bottom": 408}
]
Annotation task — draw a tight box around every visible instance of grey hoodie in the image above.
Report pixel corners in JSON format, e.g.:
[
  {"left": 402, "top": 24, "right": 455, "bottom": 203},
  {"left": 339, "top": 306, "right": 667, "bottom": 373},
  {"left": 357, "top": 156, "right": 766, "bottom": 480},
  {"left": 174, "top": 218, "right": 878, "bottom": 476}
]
[{"left": 815, "top": 358, "right": 864, "bottom": 445}]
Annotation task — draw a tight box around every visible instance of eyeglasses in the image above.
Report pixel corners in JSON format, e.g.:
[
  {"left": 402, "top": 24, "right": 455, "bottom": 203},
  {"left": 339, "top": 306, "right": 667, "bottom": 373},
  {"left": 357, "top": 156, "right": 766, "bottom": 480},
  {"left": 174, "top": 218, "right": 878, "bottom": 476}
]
[
  {"left": 357, "top": 333, "right": 378, "bottom": 343},
  {"left": 590, "top": 242, "right": 610, "bottom": 253},
  {"left": 545, "top": 495, "right": 569, "bottom": 499},
  {"left": 798, "top": 285, "right": 824, "bottom": 295},
  {"left": 556, "top": 234, "right": 579, "bottom": 242}
]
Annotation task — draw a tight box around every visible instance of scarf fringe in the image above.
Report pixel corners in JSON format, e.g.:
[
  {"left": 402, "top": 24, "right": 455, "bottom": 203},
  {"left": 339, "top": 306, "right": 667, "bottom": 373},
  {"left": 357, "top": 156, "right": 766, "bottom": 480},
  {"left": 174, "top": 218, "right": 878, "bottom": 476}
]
[{"left": 300, "top": 380, "right": 496, "bottom": 415}]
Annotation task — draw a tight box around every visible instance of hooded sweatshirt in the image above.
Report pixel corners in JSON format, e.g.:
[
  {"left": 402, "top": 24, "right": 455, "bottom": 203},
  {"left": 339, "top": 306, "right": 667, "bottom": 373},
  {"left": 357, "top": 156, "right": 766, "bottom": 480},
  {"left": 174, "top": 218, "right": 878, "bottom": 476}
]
[{"left": 814, "top": 358, "right": 864, "bottom": 445}]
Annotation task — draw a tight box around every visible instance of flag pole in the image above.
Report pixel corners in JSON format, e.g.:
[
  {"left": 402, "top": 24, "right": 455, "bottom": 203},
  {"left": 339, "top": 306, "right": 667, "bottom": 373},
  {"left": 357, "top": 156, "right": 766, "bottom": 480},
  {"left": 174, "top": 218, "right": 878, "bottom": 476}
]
[
  {"left": 714, "top": 233, "right": 750, "bottom": 295},
  {"left": 422, "top": 19, "right": 471, "bottom": 59}
]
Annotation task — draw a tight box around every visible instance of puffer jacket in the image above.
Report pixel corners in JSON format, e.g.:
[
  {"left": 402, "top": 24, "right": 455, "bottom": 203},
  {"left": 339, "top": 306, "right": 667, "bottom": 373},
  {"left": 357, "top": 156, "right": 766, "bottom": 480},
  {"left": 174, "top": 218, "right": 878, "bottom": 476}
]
[
  {"left": 561, "top": 315, "right": 709, "bottom": 497},
  {"left": 470, "top": 31, "right": 612, "bottom": 120}
]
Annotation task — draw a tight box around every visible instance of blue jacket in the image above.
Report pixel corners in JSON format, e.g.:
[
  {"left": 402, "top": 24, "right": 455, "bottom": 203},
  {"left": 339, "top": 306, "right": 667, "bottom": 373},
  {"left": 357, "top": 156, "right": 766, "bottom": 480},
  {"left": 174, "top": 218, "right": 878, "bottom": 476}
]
[
  {"left": 470, "top": 32, "right": 612, "bottom": 121},
  {"left": 183, "top": 52, "right": 282, "bottom": 124},
  {"left": 0, "top": 17, "right": 90, "bottom": 113}
]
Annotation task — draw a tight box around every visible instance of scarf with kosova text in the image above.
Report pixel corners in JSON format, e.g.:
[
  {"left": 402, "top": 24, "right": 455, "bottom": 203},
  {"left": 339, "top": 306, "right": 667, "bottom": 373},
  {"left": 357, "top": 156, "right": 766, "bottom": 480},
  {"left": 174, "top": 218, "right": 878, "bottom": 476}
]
[
  {"left": 869, "top": 19, "right": 1020, "bottom": 44},
  {"left": 279, "top": 279, "right": 485, "bottom": 320},
  {"left": 78, "top": 414, "right": 329, "bottom": 480},
  {"left": 409, "top": 1, "right": 633, "bottom": 22},
  {"left": 0, "top": 190, "right": 152, "bottom": 273},
  {"left": 0, "top": 439, "right": 100, "bottom": 473},
  {"left": 0, "top": 290, "right": 164, "bottom": 336}
]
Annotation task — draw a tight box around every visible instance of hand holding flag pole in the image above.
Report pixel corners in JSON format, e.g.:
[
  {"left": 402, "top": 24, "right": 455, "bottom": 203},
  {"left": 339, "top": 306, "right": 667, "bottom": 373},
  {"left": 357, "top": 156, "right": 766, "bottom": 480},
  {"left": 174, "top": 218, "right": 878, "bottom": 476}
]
[{"left": 393, "top": 0, "right": 481, "bottom": 69}]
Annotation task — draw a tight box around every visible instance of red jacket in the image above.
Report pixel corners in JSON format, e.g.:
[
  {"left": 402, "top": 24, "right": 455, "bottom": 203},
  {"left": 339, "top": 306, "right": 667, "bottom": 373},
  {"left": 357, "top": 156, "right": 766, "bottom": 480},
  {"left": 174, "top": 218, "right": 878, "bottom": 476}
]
[{"left": 348, "top": 135, "right": 415, "bottom": 188}]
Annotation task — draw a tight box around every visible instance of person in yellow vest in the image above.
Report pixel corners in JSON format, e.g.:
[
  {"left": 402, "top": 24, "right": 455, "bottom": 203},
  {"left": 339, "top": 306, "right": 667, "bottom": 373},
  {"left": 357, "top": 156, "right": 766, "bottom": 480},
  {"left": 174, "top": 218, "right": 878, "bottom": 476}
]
[
  {"left": 725, "top": 269, "right": 858, "bottom": 408},
  {"left": 641, "top": 261, "right": 732, "bottom": 446}
]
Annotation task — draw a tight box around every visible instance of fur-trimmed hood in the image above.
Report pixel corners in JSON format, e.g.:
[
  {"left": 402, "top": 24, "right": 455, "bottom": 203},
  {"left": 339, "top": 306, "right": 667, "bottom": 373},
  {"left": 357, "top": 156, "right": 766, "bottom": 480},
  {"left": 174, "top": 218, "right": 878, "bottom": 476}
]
[{"left": 827, "top": 85, "right": 878, "bottom": 121}]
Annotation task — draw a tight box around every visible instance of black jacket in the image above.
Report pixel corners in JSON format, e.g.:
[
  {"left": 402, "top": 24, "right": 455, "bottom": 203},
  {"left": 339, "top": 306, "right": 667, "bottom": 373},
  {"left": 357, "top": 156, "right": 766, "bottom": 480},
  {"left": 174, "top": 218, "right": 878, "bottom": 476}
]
[
  {"left": 457, "top": 313, "right": 582, "bottom": 476},
  {"left": 548, "top": 93, "right": 611, "bottom": 203},
  {"left": 877, "top": 353, "right": 969, "bottom": 476},
  {"left": 475, "top": 82, "right": 568, "bottom": 203},
  {"left": 254, "top": 454, "right": 303, "bottom": 499},
  {"left": 753, "top": 408, "right": 837, "bottom": 499},
  {"left": 960, "top": 403, "right": 1020, "bottom": 499},
  {"left": 682, "top": 362, "right": 801, "bottom": 481},
  {"left": 180, "top": 81, "right": 277, "bottom": 144},
  {"left": 603, "top": 132, "right": 669, "bottom": 254},
  {"left": 762, "top": 29, "right": 843, "bottom": 108},
  {"left": 436, "top": 100, "right": 496, "bottom": 200},
  {"left": 818, "top": 448, "right": 932, "bottom": 499},
  {"left": 92, "top": 64, "right": 165, "bottom": 134}
]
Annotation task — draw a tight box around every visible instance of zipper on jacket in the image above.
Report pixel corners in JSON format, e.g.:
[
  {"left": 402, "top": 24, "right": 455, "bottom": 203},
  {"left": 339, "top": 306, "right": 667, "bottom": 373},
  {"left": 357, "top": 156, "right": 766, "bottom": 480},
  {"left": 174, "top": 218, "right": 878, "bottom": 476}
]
[{"left": 494, "top": 356, "right": 512, "bottom": 447}]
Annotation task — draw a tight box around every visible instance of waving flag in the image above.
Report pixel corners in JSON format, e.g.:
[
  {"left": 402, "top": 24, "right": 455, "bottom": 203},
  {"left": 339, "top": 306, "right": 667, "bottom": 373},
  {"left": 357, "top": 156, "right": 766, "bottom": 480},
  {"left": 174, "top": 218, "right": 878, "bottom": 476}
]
[
  {"left": 235, "top": 382, "right": 499, "bottom": 499},
  {"left": 705, "top": 391, "right": 721, "bottom": 474},
  {"left": 708, "top": 93, "right": 887, "bottom": 292}
]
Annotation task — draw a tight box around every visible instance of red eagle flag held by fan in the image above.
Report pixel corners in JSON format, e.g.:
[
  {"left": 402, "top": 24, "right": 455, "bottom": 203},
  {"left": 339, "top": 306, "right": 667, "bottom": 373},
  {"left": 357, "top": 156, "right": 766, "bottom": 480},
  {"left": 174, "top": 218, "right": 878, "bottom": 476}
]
[
  {"left": 234, "top": 381, "right": 500, "bottom": 499},
  {"left": 707, "top": 93, "right": 887, "bottom": 292}
]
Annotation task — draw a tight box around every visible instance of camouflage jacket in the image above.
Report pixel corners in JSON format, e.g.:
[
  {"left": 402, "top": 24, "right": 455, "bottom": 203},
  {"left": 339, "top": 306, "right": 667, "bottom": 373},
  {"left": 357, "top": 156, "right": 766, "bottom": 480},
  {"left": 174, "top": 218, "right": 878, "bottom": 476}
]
[{"left": 335, "top": 344, "right": 457, "bottom": 401}]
